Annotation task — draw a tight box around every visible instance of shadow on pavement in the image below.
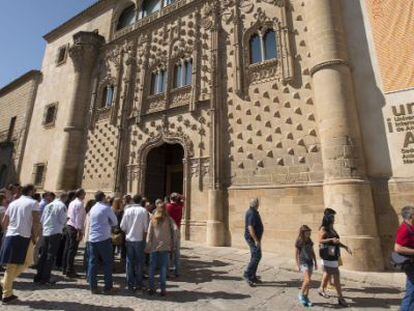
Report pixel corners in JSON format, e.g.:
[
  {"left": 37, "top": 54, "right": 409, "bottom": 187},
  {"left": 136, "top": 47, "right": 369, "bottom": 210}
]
[{"left": 11, "top": 300, "right": 134, "bottom": 311}]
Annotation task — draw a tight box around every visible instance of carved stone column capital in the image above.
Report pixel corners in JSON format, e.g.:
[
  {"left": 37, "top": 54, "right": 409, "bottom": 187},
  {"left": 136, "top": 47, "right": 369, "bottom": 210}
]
[{"left": 69, "top": 31, "right": 105, "bottom": 72}]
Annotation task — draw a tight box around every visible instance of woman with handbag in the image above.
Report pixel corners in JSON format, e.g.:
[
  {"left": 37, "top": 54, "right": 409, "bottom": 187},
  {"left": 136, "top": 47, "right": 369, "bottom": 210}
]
[
  {"left": 318, "top": 208, "right": 352, "bottom": 307},
  {"left": 111, "top": 198, "right": 126, "bottom": 264},
  {"left": 145, "top": 199, "right": 177, "bottom": 297}
]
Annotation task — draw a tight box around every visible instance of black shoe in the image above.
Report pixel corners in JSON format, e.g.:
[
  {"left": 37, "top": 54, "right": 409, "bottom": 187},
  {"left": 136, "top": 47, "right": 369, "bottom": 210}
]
[
  {"left": 91, "top": 288, "right": 100, "bottom": 295},
  {"left": 2, "top": 295, "right": 18, "bottom": 304},
  {"left": 147, "top": 288, "right": 155, "bottom": 296},
  {"left": 338, "top": 298, "right": 349, "bottom": 307},
  {"left": 103, "top": 288, "right": 118, "bottom": 295},
  {"left": 252, "top": 276, "right": 262, "bottom": 284},
  {"left": 66, "top": 272, "right": 79, "bottom": 278}
]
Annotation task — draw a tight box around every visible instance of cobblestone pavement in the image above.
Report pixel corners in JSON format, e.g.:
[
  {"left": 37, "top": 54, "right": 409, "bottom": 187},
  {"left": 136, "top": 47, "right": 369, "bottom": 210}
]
[{"left": 1, "top": 242, "right": 404, "bottom": 311}]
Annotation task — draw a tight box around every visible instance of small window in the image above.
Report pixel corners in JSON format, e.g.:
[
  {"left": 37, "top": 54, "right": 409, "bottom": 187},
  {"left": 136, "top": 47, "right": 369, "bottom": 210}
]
[
  {"left": 142, "top": 0, "right": 162, "bottom": 17},
  {"left": 117, "top": 5, "right": 136, "bottom": 30},
  {"left": 249, "top": 30, "right": 278, "bottom": 64},
  {"left": 101, "top": 86, "right": 115, "bottom": 108},
  {"left": 33, "top": 164, "right": 46, "bottom": 187},
  {"left": 43, "top": 104, "right": 58, "bottom": 127},
  {"left": 250, "top": 34, "right": 262, "bottom": 64},
  {"left": 7, "top": 117, "right": 16, "bottom": 141},
  {"left": 56, "top": 45, "right": 68, "bottom": 65},
  {"left": 173, "top": 59, "right": 192, "bottom": 89},
  {"left": 150, "top": 70, "right": 167, "bottom": 95},
  {"left": 264, "top": 30, "right": 277, "bottom": 60}
]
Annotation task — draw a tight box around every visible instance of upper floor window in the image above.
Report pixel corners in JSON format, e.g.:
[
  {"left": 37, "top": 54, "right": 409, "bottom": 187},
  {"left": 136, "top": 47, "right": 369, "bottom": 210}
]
[
  {"left": 43, "top": 103, "right": 58, "bottom": 127},
  {"left": 173, "top": 59, "right": 192, "bottom": 89},
  {"left": 150, "top": 69, "right": 167, "bottom": 95},
  {"left": 56, "top": 45, "right": 68, "bottom": 66},
  {"left": 102, "top": 85, "right": 115, "bottom": 108},
  {"left": 117, "top": 4, "right": 136, "bottom": 30},
  {"left": 33, "top": 163, "right": 46, "bottom": 188},
  {"left": 7, "top": 116, "right": 16, "bottom": 141},
  {"left": 249, "top": 29, "right": 278, "bottom": 64},
  {"left": 140, "top": 0, "right": 175, "bottom": 18}
]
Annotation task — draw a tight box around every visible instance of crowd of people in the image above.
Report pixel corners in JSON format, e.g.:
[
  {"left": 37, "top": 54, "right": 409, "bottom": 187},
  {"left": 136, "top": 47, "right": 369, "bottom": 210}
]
[
  {"left": 0, "top": 183, "right": 413, "bottom": 309},
  {"left": 0, "top": 183, "right": 184, "bottom": 304},
  {"left": 243, "top": 198, "right": 414, "bottom": 310}
]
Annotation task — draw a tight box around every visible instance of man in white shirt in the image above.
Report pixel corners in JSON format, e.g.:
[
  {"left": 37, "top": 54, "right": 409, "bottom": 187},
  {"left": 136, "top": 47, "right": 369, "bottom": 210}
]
[
  {"left": 120, "top": 194, "right": 149, "bottom": 292},
  {"left": 0, "top": 184, "right": 40, "bottom": 304},
  {"left": 62, "top": 188, "right": 86, "bottom": 278},
  {"left": 34, "top": 192, "right": 68, "bottom": 285}
]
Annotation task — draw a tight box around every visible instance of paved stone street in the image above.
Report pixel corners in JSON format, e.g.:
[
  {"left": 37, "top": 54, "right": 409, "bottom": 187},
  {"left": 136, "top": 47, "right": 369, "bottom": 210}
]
[{"left": 1, "top": 242, "right": 404, "bottom": 311}]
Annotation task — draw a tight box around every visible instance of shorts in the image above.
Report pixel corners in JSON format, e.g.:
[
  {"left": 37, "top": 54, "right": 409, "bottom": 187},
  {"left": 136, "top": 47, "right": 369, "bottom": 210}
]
[{"left": 300, "top": 263, "right": 313, "bottom": 273}]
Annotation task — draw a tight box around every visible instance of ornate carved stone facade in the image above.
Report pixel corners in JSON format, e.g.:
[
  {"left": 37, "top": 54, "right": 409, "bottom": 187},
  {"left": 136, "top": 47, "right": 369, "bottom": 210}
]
[{"left": 13, "top": 0, "right": 414, "bottom": 271}]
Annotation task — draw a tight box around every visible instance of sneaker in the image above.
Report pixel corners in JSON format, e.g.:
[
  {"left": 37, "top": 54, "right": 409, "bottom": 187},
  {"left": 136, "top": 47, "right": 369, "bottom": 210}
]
[
  {"left": 304, "top": 296, "right": 313, "bottom": 307},
  {"left": 318, "top": 288, "right": 330, "bottom": 299},
  {"left": 2, "top": 295, "right": 18, "bottom": 304},
  {"left": 252, "top": 276, "right": 262, "bottom": 284},
  {"left": 298, "top": 294, "right": 307, "bottom": 306},
  {"left": 338, "top": 297, "right": 349, "bottom": 307}
]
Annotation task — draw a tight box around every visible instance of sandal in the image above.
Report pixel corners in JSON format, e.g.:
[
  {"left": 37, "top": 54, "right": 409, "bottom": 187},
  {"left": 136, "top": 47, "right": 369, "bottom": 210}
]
[{"left": 318, "top": 288, "right": 330, "bottom": 298}]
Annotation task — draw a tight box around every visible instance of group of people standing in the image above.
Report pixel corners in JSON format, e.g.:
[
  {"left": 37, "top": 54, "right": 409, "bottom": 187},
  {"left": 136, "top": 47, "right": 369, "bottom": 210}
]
[
  {"left": 243, "top": 198, "right": 414, "bottom": 309},
  {"left": 0, "top": 183, "right": 184, "bottom": 304}
]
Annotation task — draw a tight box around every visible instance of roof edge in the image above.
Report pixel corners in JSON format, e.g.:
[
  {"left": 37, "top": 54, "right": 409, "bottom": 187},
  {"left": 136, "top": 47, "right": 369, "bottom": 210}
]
[
  {"left": 0, "top": 70, "right": 42, "bottom": 96},
  {"left": 43, "top": 0, "right": 110, "bottom": 43}
]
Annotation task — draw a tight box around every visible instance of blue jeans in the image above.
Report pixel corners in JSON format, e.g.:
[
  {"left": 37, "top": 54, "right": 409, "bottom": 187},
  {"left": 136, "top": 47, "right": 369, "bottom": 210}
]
[
  {"left": 401, "top": 267, "right": 414, "bottom": 311},
  {"left": 244, "top": 239, "right": 262, "bottom": 281},
  {"left": 88, "top": 239, "right": 113, "bottom": 290},
  {"left": 149, "top": 251, "right": 169, "bottom": 291},
  {"left": 126, "top": 241, "right": 145, "bottom": 289}
]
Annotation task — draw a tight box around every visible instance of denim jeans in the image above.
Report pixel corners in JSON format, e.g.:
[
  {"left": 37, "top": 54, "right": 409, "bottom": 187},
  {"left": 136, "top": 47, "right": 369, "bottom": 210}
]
[
  {"left": 149, "top": 251, "right": 169, "bottom": 291},
  {"left": 88, "top": 239, "right": 113, "bottom": 290},
  {"left": 35, "top": 234, "right": 62, "bottom": 282},
  {"left": 126, "top": 241, "right": 145, "bottom": 289},
  {"left": 244, "top": 238, "right": 262, "bottom": 281},
  {"left": 401, "top": 266, "right": 414, "bottom": 311}
]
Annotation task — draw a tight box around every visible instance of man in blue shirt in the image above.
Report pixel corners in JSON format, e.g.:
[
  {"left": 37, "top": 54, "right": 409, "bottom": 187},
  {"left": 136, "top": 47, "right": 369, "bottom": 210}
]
[
  {"left": 34, "top": 192, "right": 68, "bottom": 285},
  {"left": 243, "top": 198, "right": 264, "bottom": 287},
  {"left": 88, "top": 191, "right": 118, "bottom": 294}
]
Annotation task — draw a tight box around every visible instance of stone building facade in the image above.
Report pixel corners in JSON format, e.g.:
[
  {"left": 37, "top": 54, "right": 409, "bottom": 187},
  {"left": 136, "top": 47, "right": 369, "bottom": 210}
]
[
  {"left": 0, "top": 70, "right": 41, "bottom": 188},
  {"left": 12, "top": 0, "right": 414, "bottom": 271}
]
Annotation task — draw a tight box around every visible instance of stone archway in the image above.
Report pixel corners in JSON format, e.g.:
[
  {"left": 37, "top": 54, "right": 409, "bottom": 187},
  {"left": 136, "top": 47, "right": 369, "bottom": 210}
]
[{"left": 131, "top": 129, "right": 194, "bottom": 239}]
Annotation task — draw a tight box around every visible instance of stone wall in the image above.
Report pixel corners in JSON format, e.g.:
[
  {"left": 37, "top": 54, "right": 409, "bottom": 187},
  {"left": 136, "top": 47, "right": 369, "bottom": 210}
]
[{"left": 0, "top": 71, "right": 40, "bottom": 186}]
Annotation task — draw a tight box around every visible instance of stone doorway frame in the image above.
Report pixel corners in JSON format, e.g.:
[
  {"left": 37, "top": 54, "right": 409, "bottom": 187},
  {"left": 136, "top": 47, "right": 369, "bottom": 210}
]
[{"left": 134, "top": 129, "right": 194, "bottom": 240}]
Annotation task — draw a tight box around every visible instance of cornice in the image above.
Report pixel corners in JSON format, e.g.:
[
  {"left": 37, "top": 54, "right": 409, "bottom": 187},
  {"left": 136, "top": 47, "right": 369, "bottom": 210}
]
[
  {"left": 43, "top": 0, "right": 113, "bottom": 43},
  {"left": 0, "top": 70, "right": 42, "bottom": 97}
]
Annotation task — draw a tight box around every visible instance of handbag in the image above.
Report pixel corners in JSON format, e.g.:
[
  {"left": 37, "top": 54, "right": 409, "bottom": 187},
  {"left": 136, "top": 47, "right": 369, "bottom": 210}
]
[
  {"left": 319, "top": 244, "right": 339, "bottom": 261},
  {"left": 391, "top": 252, "right": 412, "bottom": 270},
  {"left": 112, "top": 231, "right": 124, "bottom": 246}
]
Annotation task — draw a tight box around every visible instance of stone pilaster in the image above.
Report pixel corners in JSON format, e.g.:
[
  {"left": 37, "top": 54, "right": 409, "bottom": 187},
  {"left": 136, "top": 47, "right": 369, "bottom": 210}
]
[
  {"left": 56, "top": 31, "right": 105, "bottom": 191},
  {"left": 307, "top": 0, "right": 383, "bottom": 271},
  {"left": 206, "top": 1, "right": 228, "bottom": 247}
]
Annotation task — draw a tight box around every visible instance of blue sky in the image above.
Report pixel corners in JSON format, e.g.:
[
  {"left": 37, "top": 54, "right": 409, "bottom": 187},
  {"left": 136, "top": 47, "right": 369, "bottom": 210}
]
[{"left": 0, "top": 0, "right": 98, "bottom": 88}]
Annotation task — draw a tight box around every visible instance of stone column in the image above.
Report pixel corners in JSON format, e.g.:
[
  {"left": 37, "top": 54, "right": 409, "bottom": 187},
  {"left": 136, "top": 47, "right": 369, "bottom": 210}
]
[
  {"left": 206, "top": 2, "right": 228, "bottom": 247},
  {"left": 56, "top": 31, "right": 105, "bottom": 191},
  {"left": 307, "top": 0, "right": 383, "bottom": 271}
]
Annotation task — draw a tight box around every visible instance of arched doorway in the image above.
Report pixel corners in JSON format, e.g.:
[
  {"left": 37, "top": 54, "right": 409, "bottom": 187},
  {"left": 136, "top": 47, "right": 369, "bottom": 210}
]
[{"left": 144, "top": 143, "right": 184, "bottom": 203}]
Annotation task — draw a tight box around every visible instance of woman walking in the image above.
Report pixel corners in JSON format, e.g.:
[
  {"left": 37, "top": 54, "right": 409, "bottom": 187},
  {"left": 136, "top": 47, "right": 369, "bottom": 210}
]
[
  {"left": 318, "top": 208, "right": 352, "bottom": 307},
  {"left": 145, "top": 199, "right": 177, "bottom": 296},
  {"left": 295, "top": 225, "right": 317, "bottom": 307}
]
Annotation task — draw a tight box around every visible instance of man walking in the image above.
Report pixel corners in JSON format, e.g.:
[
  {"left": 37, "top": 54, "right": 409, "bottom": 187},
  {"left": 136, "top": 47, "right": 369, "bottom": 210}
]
[
  {"left": 395, "top": 206, "right": 414, "bottom": 311},
  {"left": 120, "top": 194, "right": 149, "bottom": 292},
  {"left": 0, "top": 184, "right": 40, "bottom": 304},
  {"left": 88, "top": 191, "right": 118, "bottom": 294},
  {"left": 34, "top": 192, "right": 68, "bottom": 285},
  {"left": 63, "top": 188, "right": 86, "bottom": 278},
  {"left": 243, "top": 198, "right": 264, "bottom": 287},
  {"left": 166, "top": 193, "right": 184, "bottom": 277}
]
